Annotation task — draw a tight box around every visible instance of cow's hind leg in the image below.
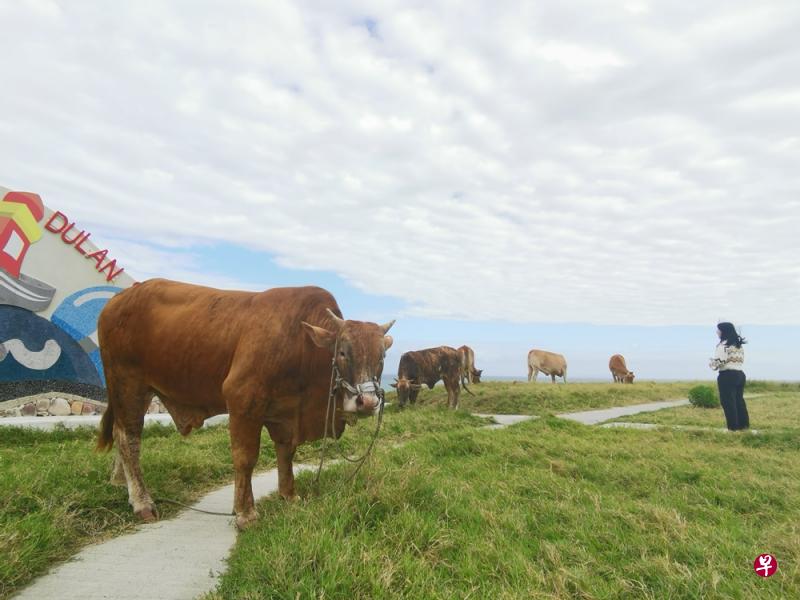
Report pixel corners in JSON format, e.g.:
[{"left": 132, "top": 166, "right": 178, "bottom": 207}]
[
  {"left": 115, "top": 425, "right": 158, "bottom": 521},
  {"left": 444, "top": 377, "right": 460, "bottom": 409},
  {"left": 109, "top": 452, "right": 126, "bottom": 486},
  {"left": 108, "top": 379, "right": 158, "bottom": 521}
]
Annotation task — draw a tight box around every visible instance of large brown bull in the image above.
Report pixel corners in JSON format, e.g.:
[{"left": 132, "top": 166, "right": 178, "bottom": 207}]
[
  {"left": 96, "top": 279, "right": 394, "bottom": 529},
  {"left": 609, "top": 354, "right": 635, "bottom": 383},
  {"left": 390, "top": 346, "right": 463, "bottom": 409},
  {"left": 457, "top": 345, "right": 483, "bottom": 384}
]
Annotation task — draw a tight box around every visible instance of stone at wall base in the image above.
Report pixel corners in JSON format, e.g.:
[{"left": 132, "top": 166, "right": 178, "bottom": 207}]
[{"left": 49, "top": 397, "right": 71, "bottom": 416}]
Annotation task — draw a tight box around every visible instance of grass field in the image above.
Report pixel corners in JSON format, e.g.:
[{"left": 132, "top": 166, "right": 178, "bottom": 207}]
[
  {"left": 3, "top": 381, "right": 794, "bottom": 599},
  {"left": 390, "top": 380, "right": 697, "bottom": 414},
  {"left": 607, "top": 387, "right": 800, "bottom": 433},
  {"left": 209, "top": 411, "right": 800, "bottom": 599},
  {"left": 0, "top": 406, "right": 486, "bottom": 599}
]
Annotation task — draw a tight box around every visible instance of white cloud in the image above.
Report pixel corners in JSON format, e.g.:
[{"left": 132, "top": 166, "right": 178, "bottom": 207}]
[{"left": 1, "top": 0, "right": 799, "bottom": 325}]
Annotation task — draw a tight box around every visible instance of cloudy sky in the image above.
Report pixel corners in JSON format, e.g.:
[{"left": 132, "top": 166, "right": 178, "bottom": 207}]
[{"left": 2, "top": 1, "right": 798, "bottom": 378}]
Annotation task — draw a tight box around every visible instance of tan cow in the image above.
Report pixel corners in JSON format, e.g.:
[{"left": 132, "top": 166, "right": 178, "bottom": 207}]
[
  {"left": 96, "top": 279, "right": 394, "bottom": 529},
  {"left": 609, "top": 354, "right": 635, "bottom": 383},
  {"left": 457, "top": 345, "right": 482, "bottom": 384},
  {"left": 527, "top": 349, "right": 567, "bottom": 383}
]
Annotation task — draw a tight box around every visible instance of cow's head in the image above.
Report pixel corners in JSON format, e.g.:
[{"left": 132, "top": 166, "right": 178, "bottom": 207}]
[
  {"left": 389, "top": 376, "right": 423, "bottom": 407},
  {"left": 623, "top": 372, "right": 635, "bottom": 384},
  {"left": 472, "top": 368, "right": 483, "bottom": 383},
  {"left": 302, "top": 309, "right": 395, "bottom": 417}
]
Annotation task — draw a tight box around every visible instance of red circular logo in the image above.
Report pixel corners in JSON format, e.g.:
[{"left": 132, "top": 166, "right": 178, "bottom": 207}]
[{"left": 753, "top": 554, "right": 778, "bottom": 577}]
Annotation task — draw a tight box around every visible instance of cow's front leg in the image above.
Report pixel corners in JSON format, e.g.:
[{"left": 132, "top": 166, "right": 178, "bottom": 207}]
[
  {"left": 229, "top": 415, "right": 262, "bottom": 530},
  {"left": 410, "top": 388, "right": 420, "bottom": 405},
  {"left": 276, "top": 442, "right": 298, "bottom": 501}
]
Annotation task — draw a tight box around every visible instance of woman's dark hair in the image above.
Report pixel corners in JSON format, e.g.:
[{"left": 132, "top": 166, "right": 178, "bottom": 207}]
[{"left": 717, "top": 322, "right": 746, "bottom": 348}]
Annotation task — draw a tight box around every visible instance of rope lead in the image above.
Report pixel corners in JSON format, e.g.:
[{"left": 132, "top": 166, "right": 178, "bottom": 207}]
[{"left": 313, "top": 336, "right": 385, "bottom": 492}]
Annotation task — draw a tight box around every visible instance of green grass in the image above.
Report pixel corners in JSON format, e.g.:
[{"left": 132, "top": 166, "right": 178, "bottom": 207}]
[
  {"left": 5, "top": 383, "right": 795, "bottom": 599},
  {"left": 607, "top": 391, "right": 800, "bottom": 434},
  {"left": 0, "top": 405, "right": 486, "bottom": 599},
  {"left": 391, "top": 381, "right": 697, "bottom": 415},
  {"left": 210, "top": 416, "right": 800, "bottom": 599}
]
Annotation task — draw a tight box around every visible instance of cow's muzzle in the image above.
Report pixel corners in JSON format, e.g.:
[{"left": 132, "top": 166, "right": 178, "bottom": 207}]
[{"left": 338, "top": 379, "right": 384, "bottom": 417}]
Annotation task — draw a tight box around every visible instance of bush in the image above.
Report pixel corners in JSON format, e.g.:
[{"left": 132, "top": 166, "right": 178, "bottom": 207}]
[{"left": 688, "top": 385, "right": 719, "bottom": 408}]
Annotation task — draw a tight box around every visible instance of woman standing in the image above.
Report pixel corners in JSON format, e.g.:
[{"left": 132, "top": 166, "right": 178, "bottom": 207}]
[{"left": 709, "top": 322, "right": 749, "bottom": 431}]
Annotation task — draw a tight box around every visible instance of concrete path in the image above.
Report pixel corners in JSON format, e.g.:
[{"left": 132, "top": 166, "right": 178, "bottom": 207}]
[
  {"left": 14, "top": 414, "right": 531, "bottom": 600},
  {"left": 557, "top": 399, "right": 690, "bottom": 425},
  {"left": 0, "top": 413, "right": 229, "bottom": 431},
  {"left": 474, "top": 413, "right": 537, "bottom": 429},
  {"left": 14, "top": 464, "right": 315, "bottom": 600},
  {"left": 11, "top": 402, "right": 689, "bottom": 600}
]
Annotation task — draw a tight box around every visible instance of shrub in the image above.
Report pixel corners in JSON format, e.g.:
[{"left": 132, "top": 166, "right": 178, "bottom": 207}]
[{"left": 688, "top": 385, "right": 719, "bottom": 408}]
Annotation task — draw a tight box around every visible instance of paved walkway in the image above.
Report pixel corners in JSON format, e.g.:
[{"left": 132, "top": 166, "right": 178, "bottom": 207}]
[
  {"left": 474, "top": 413, "right": 537, "bottom": 429},
  {"left": 557, "top": 399, "right": 690, "bottom": 425},
  {"left": 14, "top": 465, "right": 315, "bottom": 600},
  {"left": 0, "top": 414, "right": 229, "bottom": 431},
  {"left": 13, "top": 414, "right": 532, "bottom": 600},
  {"left": 12, "top": 400, "right": 690, "bottom": 600}
]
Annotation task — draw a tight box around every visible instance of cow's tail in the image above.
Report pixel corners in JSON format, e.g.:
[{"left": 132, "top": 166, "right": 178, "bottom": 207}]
[
  {"left": 461, "top": 378, "right": 475, "bottom": 396},
  {"left": 96, "top": 401, "right": 114, "bottom": 451}
]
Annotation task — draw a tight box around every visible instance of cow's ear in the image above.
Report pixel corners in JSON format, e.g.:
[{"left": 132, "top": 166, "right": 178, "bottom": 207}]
[
  {"left": 383, "top": 335, "right": 394, "bottom": 350},
  {"left": 389, "top": 382, "right": 397, "bottom": 388},
  {"left": 301, "top": 322, "right": 337, "bottom": 350}
]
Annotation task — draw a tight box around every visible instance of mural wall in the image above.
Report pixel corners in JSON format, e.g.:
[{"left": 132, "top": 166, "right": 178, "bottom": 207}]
[{"left": 0, "top": 186, "right": 134, "bottom": 400}]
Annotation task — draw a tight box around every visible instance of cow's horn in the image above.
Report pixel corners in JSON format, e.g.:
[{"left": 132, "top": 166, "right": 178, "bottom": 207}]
[
  {"left": 325, "top": 308, "right": 346, "bottom": 329},
  {"left": 380, "top": 319, "right": 396, "bottom": 334}
]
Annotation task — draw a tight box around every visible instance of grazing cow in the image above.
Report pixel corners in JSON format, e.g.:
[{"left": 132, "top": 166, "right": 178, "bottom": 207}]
[
  {"left": 96, "top": 279, "right": 394, "bottom": 529},
  {"left": 609, "top": 354, "right": 635, "bottom": 383},
  {"left": 391, "top": 346, "right": 463, "bottom": 409},
  {"left": 458, "top": 345, "right": 483, "bottom": 384},
  {"left": 527, "top": 349, "right": 568, "bottom": 383}
]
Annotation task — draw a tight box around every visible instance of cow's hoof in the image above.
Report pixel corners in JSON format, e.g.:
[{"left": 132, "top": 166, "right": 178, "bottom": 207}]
[
  {"left": 235, "top": 510, "right": 259, "bottom": 531},
  {"left": 280, "top": 493, "right": 299, "bottom": 503},
  {"left": 135, "top": 505, "right": 159, "bottom": 523}
]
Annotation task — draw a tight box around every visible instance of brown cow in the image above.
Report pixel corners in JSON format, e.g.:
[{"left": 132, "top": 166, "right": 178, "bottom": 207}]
[
  {"left": 457, "top": 345, "right": 483, "bottom": 384},
  {"left": 96, "top": 279, "right": 394, "bottom": 529},
  {"left": 390, "top": 346, "right": 463, "bottom": 409},
  {"left": 527, "top": 349, "right": 568, "bottom": 383},
  {"left": 609, "top": 354, "right": 635, "bottom": 383}
]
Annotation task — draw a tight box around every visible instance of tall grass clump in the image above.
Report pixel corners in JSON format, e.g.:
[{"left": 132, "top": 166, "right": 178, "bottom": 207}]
[{"left": 688, "top": 385, "right": 719, "bottom": 408}]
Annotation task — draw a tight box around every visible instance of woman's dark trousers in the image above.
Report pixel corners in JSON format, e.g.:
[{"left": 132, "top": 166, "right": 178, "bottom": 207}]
[{"left": 717, "top": 370, "right": 749, "bottom": 431}]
